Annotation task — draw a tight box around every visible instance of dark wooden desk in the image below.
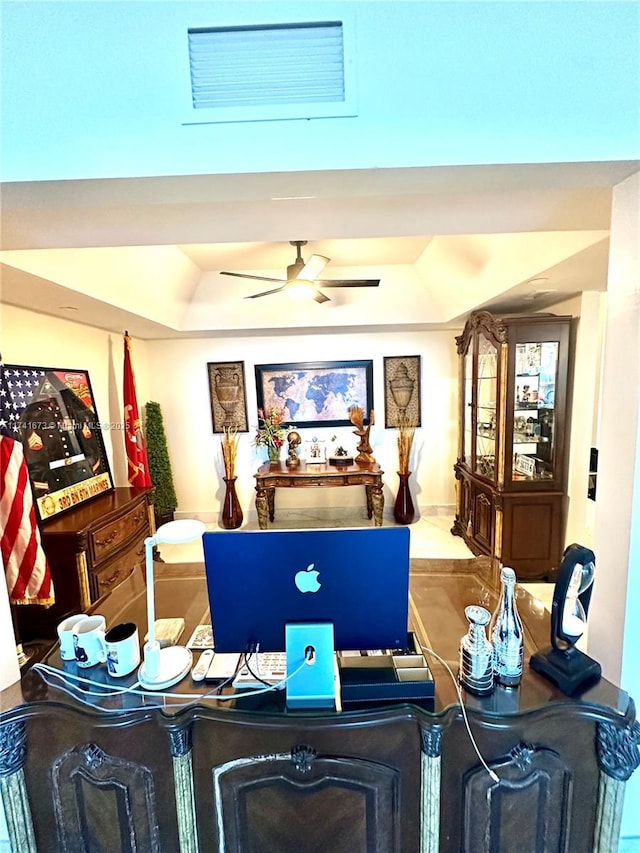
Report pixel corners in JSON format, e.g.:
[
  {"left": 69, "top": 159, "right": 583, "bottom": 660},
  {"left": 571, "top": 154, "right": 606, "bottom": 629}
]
[
  {"left": 254, "top": 460, "right": 384, "bottom": 528},
  {"left": 1, "top": 559, "right": 638, "bottom": 852}
]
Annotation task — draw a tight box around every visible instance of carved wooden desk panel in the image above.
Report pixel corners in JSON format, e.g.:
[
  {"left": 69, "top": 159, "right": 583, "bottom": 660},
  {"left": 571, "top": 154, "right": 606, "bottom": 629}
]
[
  {"left": 2, "top": 561, "right": 638, "bottom": 853},
  {"left": 254, "top": 461, "right": 384, "bottom": 528}
]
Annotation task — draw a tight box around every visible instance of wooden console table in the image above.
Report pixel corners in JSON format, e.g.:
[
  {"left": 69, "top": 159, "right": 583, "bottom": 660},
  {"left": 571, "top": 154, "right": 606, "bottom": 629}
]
[{"left": 254, "top": 460, "right": 384, "bottom": 528}]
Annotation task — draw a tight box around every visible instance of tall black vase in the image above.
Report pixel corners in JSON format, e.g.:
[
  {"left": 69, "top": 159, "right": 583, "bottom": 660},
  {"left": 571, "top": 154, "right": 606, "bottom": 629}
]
[
  {"left": 394, "top": 471, "right": 416, "bottom": 524},
  {"left": 221, "top": 476, "right": 243, "bottom": 529}
]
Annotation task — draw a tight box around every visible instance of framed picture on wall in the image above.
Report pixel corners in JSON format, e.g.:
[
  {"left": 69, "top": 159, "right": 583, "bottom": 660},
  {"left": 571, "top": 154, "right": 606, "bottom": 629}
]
[
  {"left": 384, "top": 355, "right": 421, "bottom": 428},
  {"left": 2, "top": 364, "right": 114, "bottom": 521},
  {"left": 255, "top": 360, "right": 374, "bottom": 429},
  {"left": 207, "top": 361, "right": 249, "bottom": 433}
]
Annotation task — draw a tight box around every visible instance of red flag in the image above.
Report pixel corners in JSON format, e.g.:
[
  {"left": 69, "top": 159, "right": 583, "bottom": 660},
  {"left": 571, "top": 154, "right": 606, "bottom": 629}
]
[
  {"left": 123, "top": 333, "right": 152, "bottom": 489},
  {"left": 0, "top": 363, "right": 54, "bottom": 605}
]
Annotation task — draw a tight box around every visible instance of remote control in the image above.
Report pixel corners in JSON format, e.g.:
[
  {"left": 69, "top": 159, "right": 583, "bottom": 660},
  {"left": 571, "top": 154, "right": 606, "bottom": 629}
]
[{"left": 192, "top": 649, "right": 215, "bottom": 682}]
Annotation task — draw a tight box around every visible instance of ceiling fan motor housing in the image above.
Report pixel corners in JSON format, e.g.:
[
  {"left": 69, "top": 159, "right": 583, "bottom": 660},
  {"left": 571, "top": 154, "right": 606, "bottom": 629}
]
[
  {"left": 287, "top": 240, "right": 307, "bottom": 279},
  {"left": 287, "top": 260, "right": 306, "bottom": 279}
]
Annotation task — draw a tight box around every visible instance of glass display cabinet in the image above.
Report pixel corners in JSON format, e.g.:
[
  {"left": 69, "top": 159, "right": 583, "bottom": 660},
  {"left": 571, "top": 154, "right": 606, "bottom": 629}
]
[{"left": 452, "top": 311, "right": 573, "bottom": 581}]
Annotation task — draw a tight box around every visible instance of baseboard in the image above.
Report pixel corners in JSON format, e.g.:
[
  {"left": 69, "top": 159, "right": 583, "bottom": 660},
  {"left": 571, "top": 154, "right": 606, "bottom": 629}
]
[
  {"left": 419, "top": 504, "right": 455, "bottom": 517},
  {"left": 174, "top": 505, "right": 456, "bottom": 525}
]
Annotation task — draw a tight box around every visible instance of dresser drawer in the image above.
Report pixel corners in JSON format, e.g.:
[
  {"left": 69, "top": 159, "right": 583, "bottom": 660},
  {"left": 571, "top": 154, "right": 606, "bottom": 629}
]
[
  {"left": 89, "top": 498, "right": 149, "bottom": 566},
  {"left": 91, "top": 536, "right": 146, "bottom": 600}
]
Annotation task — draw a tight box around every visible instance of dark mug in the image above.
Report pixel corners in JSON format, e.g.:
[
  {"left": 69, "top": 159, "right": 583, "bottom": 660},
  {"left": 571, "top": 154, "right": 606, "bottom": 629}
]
[{"left": 105, "top": 622, "right": 140, "bottom": 677}]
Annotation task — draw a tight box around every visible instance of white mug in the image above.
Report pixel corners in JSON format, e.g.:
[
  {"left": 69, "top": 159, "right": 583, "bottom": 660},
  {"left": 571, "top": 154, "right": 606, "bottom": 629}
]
[
  {"left": 105, "top": 622, "right": 140, "bottom": 677},
  {"left": 57, "top": 614, "right": 91, "bottom": 661},
  {"left": 73, "top": 615, "right": 107, "bottom": 668}
]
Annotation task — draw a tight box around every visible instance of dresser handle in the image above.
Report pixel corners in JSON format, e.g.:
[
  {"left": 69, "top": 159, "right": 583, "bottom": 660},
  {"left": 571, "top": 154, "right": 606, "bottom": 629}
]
[
  {"left": 100, "top": 569, "right": 121, "bottom": 588},
  {"left": 95, "top": 530, "right": 118, "bottom": 548}
]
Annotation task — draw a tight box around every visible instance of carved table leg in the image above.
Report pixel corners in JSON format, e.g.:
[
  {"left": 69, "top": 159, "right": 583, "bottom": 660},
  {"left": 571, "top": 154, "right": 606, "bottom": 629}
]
[
  {"left": 420, "top": 726, "right": 442, "bottom": 853},
  {"left": 267, "top": 487, "right": 275, "bottom": 522},
  {"left": 169, "top": 726, "right": 199, "bottom": 853},
  {"left": 0, "top": 720, "right": 37, "bottom": 853},
  {"left": 365, "top": 485, "right": 373, "bottom": 519},
  {"left": 370, "top": 481, "right": 384, "bottom": 526},
  {"left": 594, "top": 717, "right": 640, "bottom": 852},
  {"left": 255, "top": 486, "right": 269, "bottom": 530}
]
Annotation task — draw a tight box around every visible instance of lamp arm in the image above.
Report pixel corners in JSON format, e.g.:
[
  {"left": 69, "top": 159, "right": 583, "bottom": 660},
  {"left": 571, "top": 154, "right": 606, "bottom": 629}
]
[{"left": 145, "top": 537, "right": 157, "bottom": 646}]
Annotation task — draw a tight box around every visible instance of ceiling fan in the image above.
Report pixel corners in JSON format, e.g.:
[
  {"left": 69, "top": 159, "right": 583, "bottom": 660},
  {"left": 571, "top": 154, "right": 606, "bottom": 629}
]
[{"left": 220, "top": 240, "right": 381, "bottom": 303}]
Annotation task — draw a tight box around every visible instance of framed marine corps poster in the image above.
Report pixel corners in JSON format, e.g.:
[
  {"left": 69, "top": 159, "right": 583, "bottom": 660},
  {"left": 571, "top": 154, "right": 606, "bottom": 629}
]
[{"left": 3, "top": 364, "right": 114, "bottom": 521}]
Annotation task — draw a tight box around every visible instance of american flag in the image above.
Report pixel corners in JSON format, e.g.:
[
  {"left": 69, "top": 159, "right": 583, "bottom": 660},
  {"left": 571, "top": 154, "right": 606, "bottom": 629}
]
[{"left": 0, "top": 363, "right": 53, "bottom": 605}]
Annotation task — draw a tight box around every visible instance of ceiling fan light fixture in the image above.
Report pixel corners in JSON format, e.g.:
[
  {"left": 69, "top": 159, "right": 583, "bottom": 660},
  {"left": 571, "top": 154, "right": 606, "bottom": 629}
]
[
  {"left": 220, "top": 240, "right": 378, "bottom": 301},
  {"left": 286, "top": 279, "right": 318, "bottom": 301}
]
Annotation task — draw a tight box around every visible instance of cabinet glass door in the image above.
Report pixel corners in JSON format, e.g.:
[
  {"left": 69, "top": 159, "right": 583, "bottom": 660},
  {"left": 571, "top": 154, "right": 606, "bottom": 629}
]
[
  {"left": 475, "top": 334, "right": 498, "bottom": 480},
  {"left": 512, "top": 341, "right": 559, "bottom": 482},
  {"left": 463, "top": 347, "right": 473, "bottom": 465}
]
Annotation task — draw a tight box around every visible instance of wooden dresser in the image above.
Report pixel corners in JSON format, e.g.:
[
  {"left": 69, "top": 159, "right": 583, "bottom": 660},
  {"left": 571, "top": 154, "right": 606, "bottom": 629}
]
[{"left": 16, "top": 487, "right": 152, "bottom": 641}]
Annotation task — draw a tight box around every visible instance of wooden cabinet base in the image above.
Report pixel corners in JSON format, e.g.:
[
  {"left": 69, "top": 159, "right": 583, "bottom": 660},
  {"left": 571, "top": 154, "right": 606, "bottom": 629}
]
[
  {"left": 17, "top": 487, "right": 151, "bottom": 641},
  {"left": 452, "top": 466, "right": 565, "bottom": 580}
]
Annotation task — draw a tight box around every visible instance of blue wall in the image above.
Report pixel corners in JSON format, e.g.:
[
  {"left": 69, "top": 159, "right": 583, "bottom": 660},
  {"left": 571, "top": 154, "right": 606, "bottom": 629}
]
[{"left": 1, "top": 1, "right": 639, "bottom": 181}]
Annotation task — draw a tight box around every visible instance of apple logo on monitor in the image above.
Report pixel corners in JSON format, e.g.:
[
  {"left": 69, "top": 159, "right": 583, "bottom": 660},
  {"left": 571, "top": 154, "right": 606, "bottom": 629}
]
[{"left": 294, "top": 563, "right": 321, "bottom": 594}]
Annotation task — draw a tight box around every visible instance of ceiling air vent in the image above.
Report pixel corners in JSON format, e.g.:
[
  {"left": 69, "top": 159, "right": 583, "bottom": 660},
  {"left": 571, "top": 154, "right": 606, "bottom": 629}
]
[{"left": 185, "top": 20, "right": 357, "bottom": 124}]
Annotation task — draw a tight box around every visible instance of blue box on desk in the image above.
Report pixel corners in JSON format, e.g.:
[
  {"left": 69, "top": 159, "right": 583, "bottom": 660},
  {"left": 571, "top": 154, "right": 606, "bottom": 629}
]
[{"left": 338, "top": 633, "right": 435, "bottom": 709}]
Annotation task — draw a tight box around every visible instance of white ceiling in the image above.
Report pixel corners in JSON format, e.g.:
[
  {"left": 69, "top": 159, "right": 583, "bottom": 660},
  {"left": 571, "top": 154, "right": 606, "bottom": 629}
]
[{"left": 1, "top": 160, "right": 637, "bottom": 339}]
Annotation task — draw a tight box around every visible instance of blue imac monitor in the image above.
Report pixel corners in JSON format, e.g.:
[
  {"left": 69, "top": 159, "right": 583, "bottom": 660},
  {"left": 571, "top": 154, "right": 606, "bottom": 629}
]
[{"left": 202, "top": 527, "right": 411, "bottom": 653}]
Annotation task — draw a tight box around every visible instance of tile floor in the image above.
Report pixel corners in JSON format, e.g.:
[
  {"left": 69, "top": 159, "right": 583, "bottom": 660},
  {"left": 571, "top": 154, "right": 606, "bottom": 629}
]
[{"left": 159, "top": 512, "right": 554, "bottom": 612}]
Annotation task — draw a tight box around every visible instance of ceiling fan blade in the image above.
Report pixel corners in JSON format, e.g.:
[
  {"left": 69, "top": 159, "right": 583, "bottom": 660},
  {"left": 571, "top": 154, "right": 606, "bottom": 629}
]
[
  {"left": 221, "top": 271, "right": 286, "bottom": 284},
  {"left": 245, "top": 285, "right": 287, "bottom": 299},
  {"left": 297, "top": 254, "right": 330, "bottom": 281},
  {"left": 313, "top": 290, "right": 331, "bottom": 304},
  {"left": 315, "top": 279, "right": 381, "bottom": 288}
]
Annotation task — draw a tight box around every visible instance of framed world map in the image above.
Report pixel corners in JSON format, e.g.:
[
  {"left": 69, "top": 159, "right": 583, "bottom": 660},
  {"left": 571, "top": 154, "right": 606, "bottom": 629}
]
[{"left": 254, "top": 360, "right": 374, "bottom": 429}]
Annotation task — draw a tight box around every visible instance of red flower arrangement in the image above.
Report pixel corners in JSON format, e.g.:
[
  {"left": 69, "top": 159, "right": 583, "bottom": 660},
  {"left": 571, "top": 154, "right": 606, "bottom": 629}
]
[{"left": 253, "top": 407, "right": 287, "bottom": 453}]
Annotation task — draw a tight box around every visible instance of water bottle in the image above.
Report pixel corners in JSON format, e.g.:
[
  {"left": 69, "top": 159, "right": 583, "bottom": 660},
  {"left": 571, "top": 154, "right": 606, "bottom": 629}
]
[{"left": 490, "top": 567, "right": 524, "bottom": 687}]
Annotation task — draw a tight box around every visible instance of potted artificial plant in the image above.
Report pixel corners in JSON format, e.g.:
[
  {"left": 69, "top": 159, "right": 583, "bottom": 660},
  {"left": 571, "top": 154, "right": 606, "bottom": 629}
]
[{"left": 144, "top": 401, "right": 178, "bottom": 527}]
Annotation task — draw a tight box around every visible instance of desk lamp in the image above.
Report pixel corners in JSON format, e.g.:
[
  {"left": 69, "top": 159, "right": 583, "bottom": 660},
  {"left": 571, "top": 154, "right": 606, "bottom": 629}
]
[
  {"left": 530, "top": 543, "right": 601, "bottom": 695},
  {"left": 138, "top": 519, "right": 206, "bottom": 690}
]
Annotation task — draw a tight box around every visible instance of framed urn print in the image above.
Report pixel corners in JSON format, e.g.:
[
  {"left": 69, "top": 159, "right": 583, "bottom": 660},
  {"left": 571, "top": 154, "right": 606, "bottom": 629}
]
[
  {"left": 2, "top": 364, "right": 114, "bottom": 521},
  {"left": 207, "top": 361, "right": 249, "bottom": 433},
  {"left": 384, "top": 356, "right": 421, "bottom": 428}
]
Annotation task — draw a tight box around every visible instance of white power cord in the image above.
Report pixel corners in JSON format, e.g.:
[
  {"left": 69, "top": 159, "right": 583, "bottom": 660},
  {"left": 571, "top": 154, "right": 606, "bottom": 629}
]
[
  {"left": 32, "top": 656, "right": 309, "bottom": 711},
  {"left": 420, "top": 645, "right": 500, "bottom": 784}
]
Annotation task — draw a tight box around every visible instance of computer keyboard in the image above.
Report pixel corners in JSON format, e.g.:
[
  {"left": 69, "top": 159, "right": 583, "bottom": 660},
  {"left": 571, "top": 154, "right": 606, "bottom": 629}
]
[{"left": 232, "top": 652, "right": 288, "bottom": 689}]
